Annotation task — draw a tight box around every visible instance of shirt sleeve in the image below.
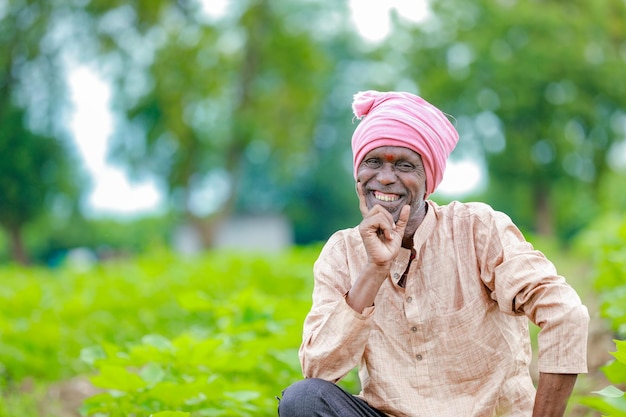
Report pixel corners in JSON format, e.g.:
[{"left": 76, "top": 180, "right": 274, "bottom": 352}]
[
  {"left": 299, "top": 234, "right": 375, "bottom": 382},
  {"left": 477, "top": 209, "right": 589, "bottom": 374}
]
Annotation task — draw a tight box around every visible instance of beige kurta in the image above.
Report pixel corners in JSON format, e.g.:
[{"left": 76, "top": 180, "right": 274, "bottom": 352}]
[{"left": 299, "top": 200, "right": 589, "bottom": 417}]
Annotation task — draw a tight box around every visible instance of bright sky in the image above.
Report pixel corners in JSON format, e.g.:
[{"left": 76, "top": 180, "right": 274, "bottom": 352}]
[
  {"left": 68, "top": 68, "right": 163, "bottom": 217},
  {"left": 69, "top": 0, "right": 482, "bottom": 218},
  {"left": 349, "top": 0, "right": 430, "bottom": 43}
]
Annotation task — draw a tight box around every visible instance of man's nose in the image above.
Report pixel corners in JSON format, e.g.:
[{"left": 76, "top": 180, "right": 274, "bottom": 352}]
[{"left": 377, "top": 164, "right": 397, "bottom": 184}]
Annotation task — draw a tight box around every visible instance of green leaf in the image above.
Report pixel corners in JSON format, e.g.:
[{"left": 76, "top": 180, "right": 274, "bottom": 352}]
[
  {"left": 177, "top": 291, "right": 213, "bottom": 312},
  {"left": 142, "top": 334, "right": 174, "bottom": 351},
  {"left": 611, "top": 339, "right": 626, "bottom": 365},
  {"left": 150, "top": 412, "right": 190, "bottom": 417},
  {"left": 194, "top": 409, "right": 225, "bottom": 417},
  {"left": 224, "top": 390, "right": 261, "bottom": 401},
  {"left": 140, "top": 362, "right": 166, "bottom": 385},
  {"left": 593, "top": 385, "right": 625, "bottom": 398},
  {"left": 80, "top": 345, "right": 106, "bottom": 365},
  {"left": 577, "top": 395, "right": 626, "bottom": 415},
  {"left": 148, "top": 380, "right": 213, "bottom": 406},
  {"left": 171, "top": 335, "right": 222, "bottom": 365},
  {"left": 184, "top": 392, "right": 207, "bottom": 406},
  {"left": 90, "top": 363, "right": 147, "bottom": 391},
  {"left": 601, "top": 358, "right": 626, "bottom": 385}
]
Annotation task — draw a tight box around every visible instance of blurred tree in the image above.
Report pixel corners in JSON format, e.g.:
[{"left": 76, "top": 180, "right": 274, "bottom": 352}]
[
  {"left": 0, "top": 106, "right": 78, "bottom": 264},
  {"left": 393, "top": 0, "right": 626, "bottom": 239},
  {"left": 0, "top": 0, "right": 83, "bottom": 264},
  {"left": 92, "top": 0, "right": 354, "bottom": 245},
  {"left": 283, "top": 88, "right": 362, "bottom": 244}
]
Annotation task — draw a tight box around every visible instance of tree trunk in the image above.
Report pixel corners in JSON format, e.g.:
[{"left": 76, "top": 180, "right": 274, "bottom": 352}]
[
  {"left": 180, "top": 0, "right": 270, "bottom": 250},
  {"left": 534, "top": 185, "right": 554, "bottom": 237},
  {"left": 6, "top": 224, "right": 29, "bottom": 265}
]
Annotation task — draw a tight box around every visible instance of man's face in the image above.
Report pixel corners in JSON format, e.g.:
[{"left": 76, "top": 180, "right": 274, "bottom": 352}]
[{"left": 356, "top": 146, "right": 427, "bottom": 223}]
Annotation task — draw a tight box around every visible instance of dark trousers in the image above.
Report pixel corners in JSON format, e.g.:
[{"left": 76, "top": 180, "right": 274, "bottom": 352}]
[{"left": 278, "top": 378, "right": 387, "bottom": 417}]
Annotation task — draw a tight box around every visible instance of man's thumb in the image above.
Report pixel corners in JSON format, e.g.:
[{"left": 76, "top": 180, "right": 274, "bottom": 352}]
[{"left": 396, "top": 205, "right": 411, "bottom": 232}]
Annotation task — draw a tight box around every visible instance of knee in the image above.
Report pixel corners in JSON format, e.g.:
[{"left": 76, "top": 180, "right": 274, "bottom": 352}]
[{"left": 278, "top": 378, "right": 335, "bottom": 417}]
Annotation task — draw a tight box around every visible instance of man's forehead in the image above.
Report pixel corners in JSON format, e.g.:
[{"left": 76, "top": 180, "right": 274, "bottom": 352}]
[{"left": 366, "top": 146, "right": 422, "bottom": 160}]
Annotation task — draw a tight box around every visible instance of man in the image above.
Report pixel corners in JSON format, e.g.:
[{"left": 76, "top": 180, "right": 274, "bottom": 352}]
[{"left": 278, "top": 90, "right": 589, "bottom": 417}]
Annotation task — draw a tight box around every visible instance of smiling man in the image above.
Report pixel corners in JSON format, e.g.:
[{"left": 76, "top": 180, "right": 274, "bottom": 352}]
[{"left": 277, "top": 90, "right": 589, "bottom": 417}]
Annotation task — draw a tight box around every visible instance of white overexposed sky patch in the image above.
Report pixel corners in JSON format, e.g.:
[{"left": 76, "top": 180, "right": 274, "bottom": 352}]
[
  {"left": 607, "top": 140, "right": 626, "bottom": 171},
  {"left": 349, "top": 0, "right": 430, "bottom": 43},
  {"left": 199, "top": 0, "right": 229, "bottom": 20},
  {"left": 68, "top": 67, "right": 111, "bottom": 173},
  {"left": 68, "top": 66, "right": 163, "bottom": 217},
  {"left": 437, "top": 160, "right": 485, "bottom": 197}
]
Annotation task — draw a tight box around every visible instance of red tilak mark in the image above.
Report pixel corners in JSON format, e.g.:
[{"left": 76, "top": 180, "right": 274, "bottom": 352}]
[{"left": 384, "top": 154, "right": 394, "bottom": 162}]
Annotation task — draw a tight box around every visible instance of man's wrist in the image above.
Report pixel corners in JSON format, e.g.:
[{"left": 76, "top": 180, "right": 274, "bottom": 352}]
[{"left": 365, "top": 262, "right": 391, "bottom": 279}]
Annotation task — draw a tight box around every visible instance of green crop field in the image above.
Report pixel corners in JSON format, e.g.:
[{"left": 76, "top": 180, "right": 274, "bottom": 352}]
[
  {"left": 0, "top": 246, "right": 346, "bottom": 416},
  {"left": 0, "top": 227, "right": 624, "bottom": 416}
]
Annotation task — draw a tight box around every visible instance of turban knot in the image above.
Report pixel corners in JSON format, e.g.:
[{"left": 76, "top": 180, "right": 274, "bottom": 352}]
[{"left": 351, "top": 90, "right": 459, "bottom": 197}]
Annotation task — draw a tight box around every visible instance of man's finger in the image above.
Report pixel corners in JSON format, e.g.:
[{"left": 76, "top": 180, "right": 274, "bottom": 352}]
[
  {"left": 395, "top": 205, "right": 411, "bottom": 235},
  {"left": 360, "top": 207, "right": 395, "bottom": 241}
]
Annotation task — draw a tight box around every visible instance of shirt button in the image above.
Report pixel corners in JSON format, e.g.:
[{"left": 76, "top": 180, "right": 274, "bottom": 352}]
[
  {"left": 416, "top": 354, "right": 423, "bottom": 361},
  {"left": 406, "top": 297, "right": 413, "bottom": 303},
  {"left": 393, "top": 273, "right": 399, "bottom": 279},
  {"left": 411, "top": 326, "right": 417, "bottom": 332}
]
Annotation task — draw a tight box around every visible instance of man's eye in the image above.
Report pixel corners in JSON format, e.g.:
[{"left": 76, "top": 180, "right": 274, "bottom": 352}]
[
  {"left": 364, "top": 158, "right": 382, "bottom": 168},
  {"left": 396, "top": 162, "right": 415, "bottom": 171}
]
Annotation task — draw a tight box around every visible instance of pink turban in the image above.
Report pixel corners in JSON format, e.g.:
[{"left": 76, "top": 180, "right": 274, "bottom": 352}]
[{"left": 351, "top": 90, "right": 459, "bottom": 197}]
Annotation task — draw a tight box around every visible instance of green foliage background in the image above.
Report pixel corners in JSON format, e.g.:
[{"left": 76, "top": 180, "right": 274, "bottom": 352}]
[
  {"left": 0, "top": 246, "right": 358, "bottom": 416},
  {"left": 573, "top": 213, "right": 626, "bottom": 415},
  {"left": 3, "top": 0, "right": 626, "bottom": 263}
]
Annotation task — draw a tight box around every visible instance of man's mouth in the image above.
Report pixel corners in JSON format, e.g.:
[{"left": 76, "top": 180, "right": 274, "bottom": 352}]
[{"left": 374, "top": 191, "right": 400, "bottom": 203}]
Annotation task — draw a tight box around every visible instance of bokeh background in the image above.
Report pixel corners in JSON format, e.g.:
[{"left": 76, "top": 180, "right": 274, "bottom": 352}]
[{"left": 1, "top": 0, "right": 626, "bottom": 416}]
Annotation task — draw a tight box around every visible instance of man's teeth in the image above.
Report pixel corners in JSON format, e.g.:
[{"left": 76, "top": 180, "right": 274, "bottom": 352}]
[{"left": 374, "top": 192, "right": 399, "bottom": 202}]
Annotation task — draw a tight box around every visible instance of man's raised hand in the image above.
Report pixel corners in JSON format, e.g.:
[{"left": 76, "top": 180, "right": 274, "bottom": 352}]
[{"left": 356, "top": 183, "right": 410, "bottom": 267}]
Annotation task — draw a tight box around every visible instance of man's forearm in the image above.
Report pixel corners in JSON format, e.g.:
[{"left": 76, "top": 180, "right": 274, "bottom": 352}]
[
  {"left": 532, "top": 372, "right": 577, "bottom": 417},
  {"left": 345, "top": 263, "right": 389, "bottom": 313}
]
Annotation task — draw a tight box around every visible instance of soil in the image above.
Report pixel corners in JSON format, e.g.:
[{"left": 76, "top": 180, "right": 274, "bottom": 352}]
[{"left": 40, "top": 377, "right": 100, "bottom": 417}]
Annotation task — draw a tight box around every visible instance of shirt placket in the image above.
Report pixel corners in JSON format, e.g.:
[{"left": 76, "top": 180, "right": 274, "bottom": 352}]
[{"left": 402, "top": 264, "right": 434, "bottom": 397}]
